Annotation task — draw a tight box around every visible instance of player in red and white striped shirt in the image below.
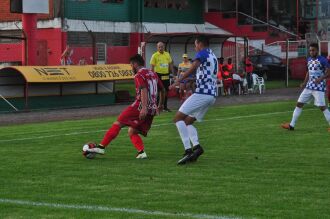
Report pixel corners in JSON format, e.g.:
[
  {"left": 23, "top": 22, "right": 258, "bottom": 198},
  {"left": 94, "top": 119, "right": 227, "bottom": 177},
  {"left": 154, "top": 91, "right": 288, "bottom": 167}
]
[{"left": 87, "top": 54, "right": 165, "bottom": 159}]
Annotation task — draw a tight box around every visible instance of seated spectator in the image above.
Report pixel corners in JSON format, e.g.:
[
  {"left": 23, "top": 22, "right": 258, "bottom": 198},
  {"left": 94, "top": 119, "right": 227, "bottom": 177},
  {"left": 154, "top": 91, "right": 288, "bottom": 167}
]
[
  {"left": 178, "top": 54, "right": 193, "bottom": 102},
  {"left": 232, "top": 69, "right": 246, "bottom": 95},
  {"left": 226, "top": 58, "right": 234, "bottom": 75}
]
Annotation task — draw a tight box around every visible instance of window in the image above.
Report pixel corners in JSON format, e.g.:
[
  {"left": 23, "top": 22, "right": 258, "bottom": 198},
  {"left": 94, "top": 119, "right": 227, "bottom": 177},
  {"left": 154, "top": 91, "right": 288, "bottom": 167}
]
[
  {"left": 67, "top": 32, "right": 129, "bottom": 47},
  {"left": 102, "top": 0, "right": 124, "bottom": 3},
  {"left": 0, "top": 30, "right": 22, "bottom": 44},
  {"left": 144, "top": 0, "right": 189, "bottom": 10},
  {"left": 262, "top": 56, "right": 273, "bottom": 64}
]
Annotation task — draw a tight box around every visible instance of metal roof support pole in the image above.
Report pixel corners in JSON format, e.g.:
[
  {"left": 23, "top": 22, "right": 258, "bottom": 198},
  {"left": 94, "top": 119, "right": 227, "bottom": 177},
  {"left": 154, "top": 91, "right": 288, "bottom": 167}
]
[
  {"left": 285, "top": 40, "right": 289, "bottom": 88},
  {"left": 184, "top": 37, "right": 193, "bottom": 54},
  {"left": 24, "top": 82, "right": 29, "bottom": 111},
  {"left": 60, "top": 83, "right": 63, "bottom": 96},
  {"left": 235, "top": 37, "right": 238, "bottom": 72}
]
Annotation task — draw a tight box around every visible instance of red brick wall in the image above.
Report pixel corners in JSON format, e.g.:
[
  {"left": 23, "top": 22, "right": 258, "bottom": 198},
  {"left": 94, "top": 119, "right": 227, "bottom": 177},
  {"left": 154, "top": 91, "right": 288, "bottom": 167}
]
[
  {"left": 107, "top": 47, "right": 131, "bottom": 64},
  {"left": 0, "top": 43, "right": 22, "bottom": 62},
  {"left": 0, "top": 0, "right": 54, "bottom": 22}
]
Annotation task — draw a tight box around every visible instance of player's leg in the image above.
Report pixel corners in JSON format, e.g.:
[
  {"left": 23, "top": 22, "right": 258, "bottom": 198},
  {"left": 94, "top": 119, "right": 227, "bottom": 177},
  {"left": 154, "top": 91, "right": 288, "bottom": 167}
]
[
  {"left": 174, "top": 111, "right": 191, "bottom": 151},
  {"left": 175, "top": 94, "right": 215, "bottom": 164},
  {"left": 184, "top": 116, "right": 204, "bottom": 161},
  {"left": 282, "top": 89, "right": 311, "bottom": 130},
  {"left": 185, "top": 116, "right": 198, "bottom": 147},
  {"left": 179, "top": 82, "right": 185, "bottom": 102},
  {"left": 320, "top": 105, "right": 330, "bottom": 128},
  {"left": 185, "top": 97, "right": 214, "bottom": 161},
  {"left": 289, "top": 102, "right": 304, "bottom": 128},
  {"left": 86, "top": 121, "right": 125, "bottom": 155},
  {"left": 128, "top": 127, "right": 147, "bottom": 159},
  {"left": 100, "top": 121, "right": 124, "bottom": 147},
  {"left": 314, "top": 91, "right": 330, "bottom": 131},
  {"left": 91, "top": 106, "right": 139, "bottom": 154}
]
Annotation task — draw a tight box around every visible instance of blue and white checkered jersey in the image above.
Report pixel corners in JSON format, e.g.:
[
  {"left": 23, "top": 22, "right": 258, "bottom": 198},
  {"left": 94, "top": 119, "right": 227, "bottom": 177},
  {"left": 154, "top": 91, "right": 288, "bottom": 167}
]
[
  {"left": 306, "top": 56, "right": 330, "bottom": 92},
  {"left": 194, "top": 48, "right": 218, "bottom": 96}
]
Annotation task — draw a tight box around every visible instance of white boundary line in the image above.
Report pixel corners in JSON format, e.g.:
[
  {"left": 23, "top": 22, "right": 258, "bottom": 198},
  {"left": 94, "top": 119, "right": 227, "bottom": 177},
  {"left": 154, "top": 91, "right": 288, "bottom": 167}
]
[
  {"left": 0, "top": 198, "right": 240, "bottom": 219},
  {"left": 0, "top": 109, "right": 316, "bottom": 143}
]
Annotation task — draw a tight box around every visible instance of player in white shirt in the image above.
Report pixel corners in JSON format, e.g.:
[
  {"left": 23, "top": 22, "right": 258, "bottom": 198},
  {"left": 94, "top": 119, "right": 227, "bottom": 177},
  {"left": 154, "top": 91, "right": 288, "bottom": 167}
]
[
  {"left": 170, "top": 36, "right": 218, "bottom": 165},
  {"left": 282, "top": 43, "right": 330, "bottom": 132}
]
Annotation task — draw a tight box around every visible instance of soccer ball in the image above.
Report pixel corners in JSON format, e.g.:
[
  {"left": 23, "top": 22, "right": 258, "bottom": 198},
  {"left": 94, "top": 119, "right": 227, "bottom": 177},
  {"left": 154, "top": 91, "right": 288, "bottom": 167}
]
[{"left": 82, "top": 142, "right": 97, "bottom": 159}]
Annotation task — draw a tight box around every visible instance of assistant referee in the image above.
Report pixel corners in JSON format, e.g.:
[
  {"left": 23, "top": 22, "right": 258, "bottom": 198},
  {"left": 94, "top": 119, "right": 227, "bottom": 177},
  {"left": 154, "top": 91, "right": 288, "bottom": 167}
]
[{"left": 150, "top": 42, "right": 175, "bottom": 112}]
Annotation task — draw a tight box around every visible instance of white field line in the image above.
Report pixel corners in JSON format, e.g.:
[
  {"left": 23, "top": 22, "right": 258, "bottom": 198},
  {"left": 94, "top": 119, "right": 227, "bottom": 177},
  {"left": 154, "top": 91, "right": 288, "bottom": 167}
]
[
  {"left": 0, "top": 109, "right": 315, "bottom": 143},
  {"left": 0, "top": 198, "right": 240, "bottom": 219},
  {"left": 0, "top": 125, "right": 106, "bottom": 137}
]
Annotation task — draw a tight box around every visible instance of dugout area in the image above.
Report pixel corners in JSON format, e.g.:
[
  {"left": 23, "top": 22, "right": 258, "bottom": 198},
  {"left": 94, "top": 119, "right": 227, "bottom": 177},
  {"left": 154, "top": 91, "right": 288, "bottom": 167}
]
[
  {"left": 0, "top": 64, "right": 134, "bottom": 113},
  {"left": 142, "top": 32, "right": 247, "bottom": 72}
]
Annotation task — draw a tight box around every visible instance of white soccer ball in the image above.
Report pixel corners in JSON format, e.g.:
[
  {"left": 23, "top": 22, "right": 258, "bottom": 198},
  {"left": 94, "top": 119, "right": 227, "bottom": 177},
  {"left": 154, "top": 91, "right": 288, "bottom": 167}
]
[{"left": 82, "top": 142, "right": 97, "bottom": 159}]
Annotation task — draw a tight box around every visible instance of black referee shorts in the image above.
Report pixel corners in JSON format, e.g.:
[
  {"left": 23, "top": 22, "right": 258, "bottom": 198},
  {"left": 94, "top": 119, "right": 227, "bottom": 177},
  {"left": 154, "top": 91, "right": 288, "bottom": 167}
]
[{"left": 157, "top": 73, "right": 170, "bottom": 91}]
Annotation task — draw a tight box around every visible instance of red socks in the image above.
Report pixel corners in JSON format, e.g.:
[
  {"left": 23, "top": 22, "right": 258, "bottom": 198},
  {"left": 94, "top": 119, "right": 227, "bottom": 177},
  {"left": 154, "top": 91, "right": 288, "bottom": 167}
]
[
  {"left": 101, "top": 124, "right": 144, "bottom": 152},
  {"left": 101, "top": 124, "right": 121, "bottom": 147},
  {"left": 130, "top": 134, "right": 144, "bottom": 152}
]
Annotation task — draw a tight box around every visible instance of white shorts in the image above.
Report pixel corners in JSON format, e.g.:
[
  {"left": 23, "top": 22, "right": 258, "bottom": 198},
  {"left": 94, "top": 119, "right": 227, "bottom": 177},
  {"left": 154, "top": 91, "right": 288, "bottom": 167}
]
[
  {"left": 297, "top": 89, "right": 326, "bottom": 106},
  {"left": 179, "top": 93, "right": 216, "bottom": 122}
]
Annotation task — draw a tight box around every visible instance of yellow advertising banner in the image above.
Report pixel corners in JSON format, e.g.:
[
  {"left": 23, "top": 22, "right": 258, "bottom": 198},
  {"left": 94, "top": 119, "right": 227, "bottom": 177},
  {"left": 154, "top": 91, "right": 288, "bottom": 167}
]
[{"left": 3, "top": 64, "right": 134, "bottom": 83}]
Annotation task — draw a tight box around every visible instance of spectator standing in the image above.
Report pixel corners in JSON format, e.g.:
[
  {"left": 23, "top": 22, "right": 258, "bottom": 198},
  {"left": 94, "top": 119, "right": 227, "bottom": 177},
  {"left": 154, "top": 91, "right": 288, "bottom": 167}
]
[
  {"left": 245, "top": 57, "right": 253, "bottom": 90},
  {"left": 61, "top": 45, "right": 73, "bottom": 65},
  {"left": 150, "top": 42, "right": 175, "bottom": 112}
]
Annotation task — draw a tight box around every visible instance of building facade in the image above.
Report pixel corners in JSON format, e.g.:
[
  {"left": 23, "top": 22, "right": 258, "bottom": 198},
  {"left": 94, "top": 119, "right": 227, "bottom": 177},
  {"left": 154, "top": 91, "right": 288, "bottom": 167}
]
[
  {"left": 206, "top": 0, "right": 330, "bottom": 41},
  {"left": 0, "top": 0, "right": 207, "bottom": 66},
  {"left": 0, "top": 0, "right": 327, "bottom": 66}
]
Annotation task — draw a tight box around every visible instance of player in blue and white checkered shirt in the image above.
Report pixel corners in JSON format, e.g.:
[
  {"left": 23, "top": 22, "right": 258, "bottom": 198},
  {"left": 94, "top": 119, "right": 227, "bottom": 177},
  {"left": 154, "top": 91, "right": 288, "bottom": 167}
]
[
  {"left": 170, "top": 36, "right": 218, "bottom": 165},
  {"left": 282, "top": 43, "right": 330, "bottom": 132}
]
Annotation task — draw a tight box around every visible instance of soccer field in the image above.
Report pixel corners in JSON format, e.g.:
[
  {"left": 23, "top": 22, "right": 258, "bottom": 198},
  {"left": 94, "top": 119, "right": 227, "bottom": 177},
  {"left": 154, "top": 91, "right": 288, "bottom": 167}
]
[{"left": 0, "top": 101, "right": 329, "bottom": 219}]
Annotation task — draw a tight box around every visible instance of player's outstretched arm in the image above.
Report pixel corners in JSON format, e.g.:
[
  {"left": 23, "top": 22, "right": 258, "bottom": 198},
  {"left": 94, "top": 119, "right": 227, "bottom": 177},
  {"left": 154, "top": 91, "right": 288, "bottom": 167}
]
[
  {"left": 181, "top": 60, "right": 200, "bottom": 81},
  {"left": 170, "top": 60, "right": 200, "bottom": 89}
]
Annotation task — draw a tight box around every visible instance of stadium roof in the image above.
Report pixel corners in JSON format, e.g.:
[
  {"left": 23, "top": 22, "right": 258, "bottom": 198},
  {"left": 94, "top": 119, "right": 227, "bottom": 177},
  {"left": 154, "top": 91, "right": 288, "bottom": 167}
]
[
  {"left": 142, "top": 22, "right": 232, "bottom": 36},
  {"left": 143, "top": 22, "right": 234, "bottom": 44}
]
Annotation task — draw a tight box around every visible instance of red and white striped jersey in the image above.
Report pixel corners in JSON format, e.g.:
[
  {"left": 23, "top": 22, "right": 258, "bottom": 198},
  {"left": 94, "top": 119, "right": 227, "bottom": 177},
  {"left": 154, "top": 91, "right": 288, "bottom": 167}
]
[{"left": 132, "top": 68, "right": 164, "bottom": 115}]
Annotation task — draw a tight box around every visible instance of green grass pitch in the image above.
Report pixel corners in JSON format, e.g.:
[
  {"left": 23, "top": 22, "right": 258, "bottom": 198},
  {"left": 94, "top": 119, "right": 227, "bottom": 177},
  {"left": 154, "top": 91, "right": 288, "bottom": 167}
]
[{"left": 0, "top": 101, "right": 329, "bottom": 219}]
